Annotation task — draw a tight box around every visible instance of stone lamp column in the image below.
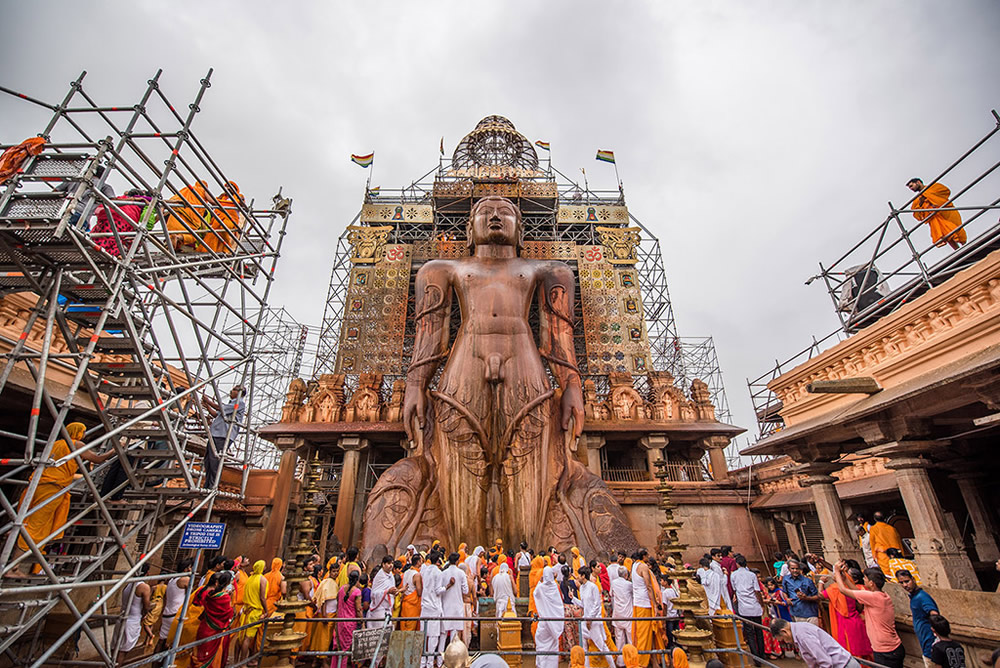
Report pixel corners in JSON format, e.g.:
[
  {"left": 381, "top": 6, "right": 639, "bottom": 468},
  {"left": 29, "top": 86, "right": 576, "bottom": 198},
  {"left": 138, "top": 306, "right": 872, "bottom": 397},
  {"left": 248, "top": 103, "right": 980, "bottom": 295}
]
[
  {"left": 267, "top": 453, "right": 323, "bottom": 668},
  {"left": 333, "top": 435, "right": 368, "bottom": 547},
  {"left": 950, "top": 470, "right": 1000, "bottom": 562},
  {"left": 653, "top": 458, "right": 714, "bottom": 667}
]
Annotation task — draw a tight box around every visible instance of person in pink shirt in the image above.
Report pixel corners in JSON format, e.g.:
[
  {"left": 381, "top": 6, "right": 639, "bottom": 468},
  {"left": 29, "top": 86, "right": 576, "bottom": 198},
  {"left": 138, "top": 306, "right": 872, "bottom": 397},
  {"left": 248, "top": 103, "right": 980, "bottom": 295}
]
[{"left": 834, "top": 560, "right": 904, "bottom": 668}]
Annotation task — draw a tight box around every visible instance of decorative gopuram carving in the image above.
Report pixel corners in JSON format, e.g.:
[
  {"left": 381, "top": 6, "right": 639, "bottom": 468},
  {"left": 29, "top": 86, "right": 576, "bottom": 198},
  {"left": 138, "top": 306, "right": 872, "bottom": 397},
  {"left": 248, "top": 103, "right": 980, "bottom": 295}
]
[
  {"left": 360, "top": 197, "right": 640, "bottom": 557},
  {"left": 596, "top": 225, "right": 642, "bottom": 264}
]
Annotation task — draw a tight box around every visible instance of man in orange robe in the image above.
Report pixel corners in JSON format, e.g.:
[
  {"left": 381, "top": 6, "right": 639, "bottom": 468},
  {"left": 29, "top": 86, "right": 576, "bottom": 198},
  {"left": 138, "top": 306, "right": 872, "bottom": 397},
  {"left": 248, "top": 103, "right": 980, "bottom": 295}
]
[
  {"left": 868, "top": 511, "right": 905, "bottom": 576},
  {"left": 907, "top": 178, "right": 967, "bottom": 249}
]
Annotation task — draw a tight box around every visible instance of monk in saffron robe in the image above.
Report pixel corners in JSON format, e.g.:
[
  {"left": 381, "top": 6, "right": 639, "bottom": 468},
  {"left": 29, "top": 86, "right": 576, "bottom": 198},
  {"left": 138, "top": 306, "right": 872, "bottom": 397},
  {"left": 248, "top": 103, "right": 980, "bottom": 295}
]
[
  {"left": 399, "top": 555, "right": 423, "bottom": 631},
  {"left": 868, "top": 513, "right": 904, "bottom": 576},
  {"left": 10, "top": 422, "right": 112, "bottom": 576},
  {"left": 908, "top": 178, "right": 967, "bottom": 249},
  {"left": 263, "top": 558, "right": 284, "bottom": 616}
]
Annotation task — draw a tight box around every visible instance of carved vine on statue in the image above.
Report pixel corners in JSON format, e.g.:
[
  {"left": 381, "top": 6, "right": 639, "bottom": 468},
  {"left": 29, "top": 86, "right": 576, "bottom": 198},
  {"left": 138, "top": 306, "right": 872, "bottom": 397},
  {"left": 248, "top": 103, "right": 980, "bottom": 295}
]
[{"left": 360, "top": 196, "right": 640, "bottom": 558}]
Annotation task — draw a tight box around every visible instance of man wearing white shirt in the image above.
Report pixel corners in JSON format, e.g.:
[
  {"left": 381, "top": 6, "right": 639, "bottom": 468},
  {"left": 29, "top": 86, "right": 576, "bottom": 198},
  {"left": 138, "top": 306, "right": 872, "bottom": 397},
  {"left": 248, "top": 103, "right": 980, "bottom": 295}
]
[
  {"left": 770, "top": 619, "right": 861, "bottom": 668},
  {"left": 420, "top": 552, "right": 448, "bottom": 668},
  {"left": 697, "top": 557, "right": 732, "bottom": 614},
  {"left": 729, "top": 554, "right": 765, "bottom": 666},
  {"left": 657, "top": 573, "right": 680, "bottom": 647},
  {"left": 609, "top": 565, "right": 633, "bottom": 666},
  {"left": 576, "top": 566, "right": 612, "bottom": 668},
  {"left": 440, "top": 553, "right": 470, "bottom": 648}
]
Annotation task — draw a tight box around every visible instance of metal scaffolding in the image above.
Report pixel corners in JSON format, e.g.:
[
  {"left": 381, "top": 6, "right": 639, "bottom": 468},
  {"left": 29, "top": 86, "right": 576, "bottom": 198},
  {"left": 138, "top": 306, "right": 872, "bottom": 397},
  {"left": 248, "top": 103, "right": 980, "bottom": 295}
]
[
  {"left": 0, "top": 70, "right": 291, "bottom": 666},
  {"left": 747, "top": 109, "right": 1000, "bottom": 440},
  {"left": 313, "top": 148, "right": 732, "bottom": 422}
]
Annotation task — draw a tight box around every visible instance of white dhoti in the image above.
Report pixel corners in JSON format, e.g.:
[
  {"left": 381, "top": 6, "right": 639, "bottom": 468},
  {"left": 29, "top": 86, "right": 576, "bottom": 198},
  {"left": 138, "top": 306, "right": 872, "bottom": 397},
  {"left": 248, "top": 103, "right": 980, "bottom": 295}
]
[
  {"left": 533, "top": 621, "right": 563, "bottom": 668},
  {"left": 583, "top": 620, "right": 612, "bottom": 668}
]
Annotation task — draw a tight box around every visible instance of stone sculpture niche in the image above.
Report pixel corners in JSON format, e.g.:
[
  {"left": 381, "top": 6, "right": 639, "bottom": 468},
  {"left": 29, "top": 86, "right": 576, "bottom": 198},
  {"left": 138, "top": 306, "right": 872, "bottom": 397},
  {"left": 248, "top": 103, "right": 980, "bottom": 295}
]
[{"left": 361, "top": 196, "right": 639, "bottom": 557}]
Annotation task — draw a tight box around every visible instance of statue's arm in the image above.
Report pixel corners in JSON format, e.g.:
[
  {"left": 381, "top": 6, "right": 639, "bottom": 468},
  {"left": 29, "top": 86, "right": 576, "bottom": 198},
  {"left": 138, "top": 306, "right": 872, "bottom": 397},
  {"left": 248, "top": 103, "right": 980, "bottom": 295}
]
[
  {"left": 538, "top": 262, "right": 584, "bottom": 436},
  {"left": 403, "top": 261, "right": 452, "bottom": 440}
]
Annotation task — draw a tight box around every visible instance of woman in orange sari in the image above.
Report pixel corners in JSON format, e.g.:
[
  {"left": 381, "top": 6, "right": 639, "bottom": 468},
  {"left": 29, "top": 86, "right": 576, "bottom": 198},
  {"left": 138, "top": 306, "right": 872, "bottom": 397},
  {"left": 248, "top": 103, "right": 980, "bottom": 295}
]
[{"left": 821, "top": 564, "right": 872, "bottom": 658}]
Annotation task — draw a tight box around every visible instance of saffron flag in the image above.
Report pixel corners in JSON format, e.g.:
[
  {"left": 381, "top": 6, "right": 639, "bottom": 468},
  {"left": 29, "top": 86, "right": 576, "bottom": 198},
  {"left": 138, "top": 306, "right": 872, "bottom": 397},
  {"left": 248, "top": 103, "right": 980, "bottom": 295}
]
[
  {"left": 535, "top": 140, "right": 550, "bottom": 151},
  {"left": 351, "top": 153, "right": 374, "bottom": 168},
  {"left": 368, "top": 186, "right": 380, "bottom": 197},
  {"left": 596, "top": 150, "right": 615, "bottom": 164}
]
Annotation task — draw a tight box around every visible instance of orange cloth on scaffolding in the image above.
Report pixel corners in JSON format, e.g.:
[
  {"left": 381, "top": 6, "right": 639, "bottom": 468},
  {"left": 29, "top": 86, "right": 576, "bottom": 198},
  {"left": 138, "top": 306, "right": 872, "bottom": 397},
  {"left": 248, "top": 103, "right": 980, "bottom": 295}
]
[
  {"left": 0, "top": 137, "right": 45, "bottom": 185},
  {"left": 913, "top": 182, "right": 967, "bottom": 246},
  {"left": 165, "top": 181, "right": 214, "bottom": 252},
  {"left": 868, "top": 521, "right": 904, "bottom": 576},
  {"left": 631, "top": 605, "right": 664, "bottom": 668},
  {"left": 16, "top": 423, "right": 84, "bottom": 551},
  {"left": 264, "top": 558, "right": 284, "bottom": 615},
  {"left": 205, "top": 181, "right": 244, "bottom": 253}
]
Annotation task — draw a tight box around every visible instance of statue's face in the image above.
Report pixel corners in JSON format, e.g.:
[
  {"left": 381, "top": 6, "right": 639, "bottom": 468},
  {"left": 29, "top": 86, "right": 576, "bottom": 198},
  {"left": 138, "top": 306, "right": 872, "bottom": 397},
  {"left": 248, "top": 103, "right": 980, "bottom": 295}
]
[{"left": 469, "top": 197, "right": 519, "bottom": 248}]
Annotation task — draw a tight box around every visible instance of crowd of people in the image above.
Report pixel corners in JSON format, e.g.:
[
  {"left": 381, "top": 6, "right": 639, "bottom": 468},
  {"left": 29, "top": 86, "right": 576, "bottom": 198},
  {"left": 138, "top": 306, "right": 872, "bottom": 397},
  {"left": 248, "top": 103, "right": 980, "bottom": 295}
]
[{"left": 115, "top": 521, "right": 999, "bottom": 668}]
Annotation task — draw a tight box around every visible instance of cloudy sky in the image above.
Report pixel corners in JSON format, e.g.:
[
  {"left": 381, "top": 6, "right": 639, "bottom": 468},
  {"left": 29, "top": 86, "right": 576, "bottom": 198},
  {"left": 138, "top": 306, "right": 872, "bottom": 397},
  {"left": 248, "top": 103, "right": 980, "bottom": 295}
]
[{"left": 3, "top": 1, "right": 999, "bottom": 443}]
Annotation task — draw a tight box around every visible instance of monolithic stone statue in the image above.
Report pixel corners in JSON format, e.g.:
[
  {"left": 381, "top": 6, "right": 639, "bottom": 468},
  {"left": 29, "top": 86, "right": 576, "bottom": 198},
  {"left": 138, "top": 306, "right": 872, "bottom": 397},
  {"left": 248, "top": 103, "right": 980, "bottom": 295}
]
[{"left": 361, "top": 196, "right": 639, "bottom": 557}]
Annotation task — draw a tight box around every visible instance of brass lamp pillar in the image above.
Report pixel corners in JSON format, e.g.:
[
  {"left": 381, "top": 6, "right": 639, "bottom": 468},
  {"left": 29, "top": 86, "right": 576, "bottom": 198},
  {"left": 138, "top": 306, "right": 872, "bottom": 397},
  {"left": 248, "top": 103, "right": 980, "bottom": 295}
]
[{"left": 653, "top": 458, "right": 714, "bottom": 667}]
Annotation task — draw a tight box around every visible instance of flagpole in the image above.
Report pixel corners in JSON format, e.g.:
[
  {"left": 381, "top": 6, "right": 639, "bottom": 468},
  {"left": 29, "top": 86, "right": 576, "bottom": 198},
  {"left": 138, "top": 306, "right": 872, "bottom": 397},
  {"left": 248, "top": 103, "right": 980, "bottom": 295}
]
[{"left": 367, "top": 153, "right": 375, "bottom": 197}]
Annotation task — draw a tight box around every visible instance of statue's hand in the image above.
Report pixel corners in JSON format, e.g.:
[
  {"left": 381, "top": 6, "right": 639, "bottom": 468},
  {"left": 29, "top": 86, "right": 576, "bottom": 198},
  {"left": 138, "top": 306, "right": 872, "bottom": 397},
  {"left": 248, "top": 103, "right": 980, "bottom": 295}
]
[
  {"left": 561, "top": 383, "right": 585, "bottom": 438},
  {"left": 402, "top": 386, "right": 427, "bottom": 442}
]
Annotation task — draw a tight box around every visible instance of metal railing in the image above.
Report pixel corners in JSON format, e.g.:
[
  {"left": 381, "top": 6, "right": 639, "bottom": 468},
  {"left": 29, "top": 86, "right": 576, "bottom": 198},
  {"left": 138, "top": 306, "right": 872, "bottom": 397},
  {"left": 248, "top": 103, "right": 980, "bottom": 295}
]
[
  {"left": 746, "top": 109, "right": 1000, "bottom": 440},
  {"left": 118, "top": 610, "right": 889, "bottom": 668}
]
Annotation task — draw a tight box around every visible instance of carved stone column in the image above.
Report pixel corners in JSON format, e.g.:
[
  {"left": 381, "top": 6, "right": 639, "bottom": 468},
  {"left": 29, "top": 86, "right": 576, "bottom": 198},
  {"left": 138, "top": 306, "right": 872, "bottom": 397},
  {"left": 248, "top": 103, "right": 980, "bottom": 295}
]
[
  {"left": 639, "top": 434, "right": 669, "bottom": 481},
  {"left": 579, "top": 434, "right": 606, "bottom": 477},
  {"left": 876, "top": 445, "right": 980, "bottom": 590},
  {"left": 703, "top": 436, "right": 730, "bottom": 481},
  {"left": 261, "top": 443, "right": 300, "bottom": 560},
  {"left": 794, "top": 463, "right": 862, "bottom": 564},
  {"left": 950, "top": 472, "right": 1000, "bottom": 562},
  {"left": 333, "top": 435, "right": 368, "bottom": 548}
]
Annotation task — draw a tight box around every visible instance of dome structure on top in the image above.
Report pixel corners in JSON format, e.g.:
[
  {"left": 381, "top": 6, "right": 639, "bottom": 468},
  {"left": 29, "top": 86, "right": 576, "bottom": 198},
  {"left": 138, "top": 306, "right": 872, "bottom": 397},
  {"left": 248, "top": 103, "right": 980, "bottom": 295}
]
[{"left": 450, "top": 115, "right": 539, "bottom": 172}]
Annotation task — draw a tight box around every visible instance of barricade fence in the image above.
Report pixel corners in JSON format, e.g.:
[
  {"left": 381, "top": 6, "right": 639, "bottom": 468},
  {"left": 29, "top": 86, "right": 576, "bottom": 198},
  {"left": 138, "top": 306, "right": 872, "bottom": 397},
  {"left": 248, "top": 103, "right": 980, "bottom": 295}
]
[{"left": 121, "top": 610, "right": 891, "bottom": 668}]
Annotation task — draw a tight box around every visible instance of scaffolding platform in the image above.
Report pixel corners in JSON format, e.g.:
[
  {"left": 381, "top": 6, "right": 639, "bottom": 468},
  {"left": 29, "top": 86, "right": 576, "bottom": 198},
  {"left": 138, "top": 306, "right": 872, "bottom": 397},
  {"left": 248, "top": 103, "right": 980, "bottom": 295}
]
[{"left": 0, "top": 70, "right": 291, "bottom": 666}]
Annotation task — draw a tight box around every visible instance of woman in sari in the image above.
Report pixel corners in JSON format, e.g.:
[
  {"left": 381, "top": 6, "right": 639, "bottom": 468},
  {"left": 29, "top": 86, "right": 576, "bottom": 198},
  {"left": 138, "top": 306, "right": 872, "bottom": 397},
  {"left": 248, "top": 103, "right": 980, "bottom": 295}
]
[
  {"left": 193, "top": 572, "right": 235, "bottom": 668},
  {"left": 264, "top": 558, "right": 285, "bottom": 616},
  {"left": 332, "top": 570, "right": 363, "bottom": 668},
  {"left": 310, "top": 566, "right": 339, "bottom": 663},
  {"left": 235, "top": 560, "right": 268, "bottom": 668},
  {"left": 821, "top": 565, "right": 872, "bottom": 658}
]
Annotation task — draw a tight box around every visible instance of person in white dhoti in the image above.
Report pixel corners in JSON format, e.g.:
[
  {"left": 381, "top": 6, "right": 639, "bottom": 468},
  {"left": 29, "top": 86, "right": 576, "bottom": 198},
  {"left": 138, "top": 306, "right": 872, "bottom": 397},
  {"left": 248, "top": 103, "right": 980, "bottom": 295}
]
[
  {"left": 610, "top": 565, "right": 633, "bottom": 667},
  {"left": 697, "top": 557, "right": 731, "bottom": 614},
  {"left": 490, "top": 563, "right": 516, "bottom": 617},
  {"left": 367, "top": 555, "right": 398, "bottom": 628},
  {"left": 420, "top": 552, "right": 449, "bottom": 668},
  {"left": 117, "top": 564, "right": 151, "bottom": 666},
  {"left": 439, "top": 553, "right": 469, "bottom": 647},
  {"left": 576, "top": 565, "right": 612, "bottom": 668},
  {"left": 532, "top": 566, "right": 565, "bottom": 668}
]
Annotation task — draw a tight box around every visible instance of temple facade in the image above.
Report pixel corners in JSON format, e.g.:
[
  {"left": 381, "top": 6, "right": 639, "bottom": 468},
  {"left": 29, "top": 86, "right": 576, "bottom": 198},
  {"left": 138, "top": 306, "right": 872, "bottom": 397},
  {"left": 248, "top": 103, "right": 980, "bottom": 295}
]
[{"left": 260, "top": 116, "right": 760, "bottom": 562}]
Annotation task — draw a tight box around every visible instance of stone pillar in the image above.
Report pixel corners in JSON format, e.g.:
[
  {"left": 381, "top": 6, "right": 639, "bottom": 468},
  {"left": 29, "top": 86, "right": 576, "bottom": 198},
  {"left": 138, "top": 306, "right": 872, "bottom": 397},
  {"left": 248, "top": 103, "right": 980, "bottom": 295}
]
[
  {"left": 580, "top": 434, "right": 606, "bottom": 477},
  {"left": 333, "top": 435, "right": 368, "bottom": 548},
  {"left": 951, "top": 472, "right": 1000, "bottom": 562},
  {"left": 781, "top": 520, "right": 804, "bottom": 555},
  {"left": 703, "top": 437, "right": 731, "bottom": 481},
  {"left": 884, "top": 453, "right": 980, "bottom": 590},
  {"left": 639, "top": 434, "right": 669, "bottom": 481},
  {"left": 794, "top": 463, "right": 862, "bottom": 564},
  {"left": 262, "top": 444, "right": 300, "bottom": 560}
]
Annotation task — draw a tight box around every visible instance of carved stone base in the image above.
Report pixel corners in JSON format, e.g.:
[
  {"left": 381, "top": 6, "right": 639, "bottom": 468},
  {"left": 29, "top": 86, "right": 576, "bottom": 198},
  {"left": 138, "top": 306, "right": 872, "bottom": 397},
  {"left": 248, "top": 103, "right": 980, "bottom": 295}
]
[{"left": 910, "top": 545, "right": 982, "bottom": 591}]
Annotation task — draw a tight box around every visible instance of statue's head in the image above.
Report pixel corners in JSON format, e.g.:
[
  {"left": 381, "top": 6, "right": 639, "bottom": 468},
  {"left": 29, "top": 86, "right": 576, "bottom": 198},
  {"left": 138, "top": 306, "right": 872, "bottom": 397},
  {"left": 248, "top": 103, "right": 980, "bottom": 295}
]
[{"left": 467, "top": 196, "right": 522, "bottom": 253}]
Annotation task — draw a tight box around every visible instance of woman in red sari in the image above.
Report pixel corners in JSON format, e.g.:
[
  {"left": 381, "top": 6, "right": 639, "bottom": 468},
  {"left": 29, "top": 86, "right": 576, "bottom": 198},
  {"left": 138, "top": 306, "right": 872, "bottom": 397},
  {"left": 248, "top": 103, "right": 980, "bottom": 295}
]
[{"left": 193, "top": 571, "right": 236, "bottom": 668}]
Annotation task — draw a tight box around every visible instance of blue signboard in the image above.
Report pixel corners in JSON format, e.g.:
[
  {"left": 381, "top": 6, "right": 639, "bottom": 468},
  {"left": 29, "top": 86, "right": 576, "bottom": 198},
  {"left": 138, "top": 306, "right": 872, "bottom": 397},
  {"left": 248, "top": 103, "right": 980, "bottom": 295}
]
[{"left": 179, "top": 522, "right": 226, "bottom": 549}]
